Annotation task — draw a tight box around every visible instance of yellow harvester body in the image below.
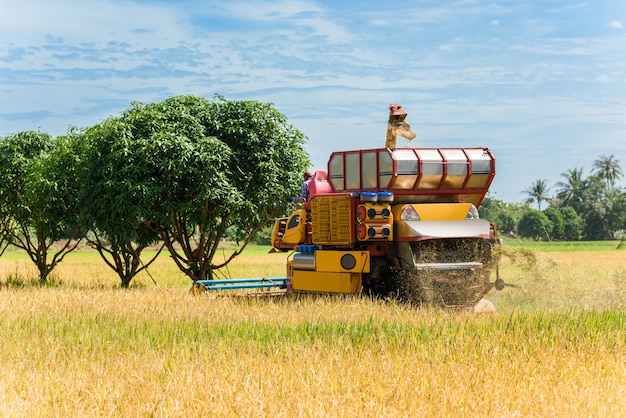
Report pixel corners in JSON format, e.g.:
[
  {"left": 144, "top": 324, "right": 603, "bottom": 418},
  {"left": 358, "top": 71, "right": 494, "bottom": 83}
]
[{"left": 271, "top": 146, "right": 499, "bottom": 308}]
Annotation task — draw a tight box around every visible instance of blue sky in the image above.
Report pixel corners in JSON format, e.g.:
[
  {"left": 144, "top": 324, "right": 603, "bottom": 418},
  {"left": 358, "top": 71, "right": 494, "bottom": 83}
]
[{"left": 1, "top": 0, "right": 625, "bottom": 202}]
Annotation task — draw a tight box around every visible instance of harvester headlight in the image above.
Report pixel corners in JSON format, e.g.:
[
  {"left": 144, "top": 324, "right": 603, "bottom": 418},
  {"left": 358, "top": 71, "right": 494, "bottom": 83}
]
[
  {"left": 367, "top": 208, "right": 377, "bottom": 219},
  {"left": 400, "top": 205, "right": 420, "bottom": 221},
  {"left": 466, "top": 204, "right": 480, "bottom": 219},
  {"left": 381, "top": 208, "right": 390, "bottom": 219}
]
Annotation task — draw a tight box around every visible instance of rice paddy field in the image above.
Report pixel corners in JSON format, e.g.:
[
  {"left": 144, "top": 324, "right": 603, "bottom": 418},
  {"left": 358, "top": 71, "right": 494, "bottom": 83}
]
[{"left": 0, "top": 241, "right": 624, "bottom": 417}]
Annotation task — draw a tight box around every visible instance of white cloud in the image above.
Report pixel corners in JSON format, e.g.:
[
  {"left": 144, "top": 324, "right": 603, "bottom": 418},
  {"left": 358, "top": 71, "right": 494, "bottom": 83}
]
[
  {"left": 0, "top": 0, "right": 186, "bottom": 47},
  {"left": 608, "top": 20, "right": 623, "bottom": 29},
  {"left": 210, "top": 0, "right": 323, "bottom": 20}
]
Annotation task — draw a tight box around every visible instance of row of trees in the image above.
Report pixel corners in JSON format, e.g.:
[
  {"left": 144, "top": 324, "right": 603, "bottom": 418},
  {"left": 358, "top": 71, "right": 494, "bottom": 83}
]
[
  {"left": 0, "top": 95, "right": 310, "bottom": 287},
  {"left": 480, "top": 155, "right": 626, "bottom": 241}
]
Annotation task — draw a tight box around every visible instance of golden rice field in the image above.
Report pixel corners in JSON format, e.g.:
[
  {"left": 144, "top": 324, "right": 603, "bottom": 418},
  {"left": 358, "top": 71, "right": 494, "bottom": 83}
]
[{"left": 0, "top": 245, "right": 624, "bottom": 417}]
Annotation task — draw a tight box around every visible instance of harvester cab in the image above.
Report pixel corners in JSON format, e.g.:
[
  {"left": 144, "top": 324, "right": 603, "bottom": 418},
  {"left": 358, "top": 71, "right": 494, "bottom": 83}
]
[{"left": 270, "top": 170, "right": 332, "bottom": 250}]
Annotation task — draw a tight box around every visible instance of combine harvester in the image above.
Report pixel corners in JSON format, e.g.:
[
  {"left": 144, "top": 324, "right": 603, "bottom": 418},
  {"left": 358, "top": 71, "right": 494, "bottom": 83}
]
[{"left": 197, "top": 105, "right": 506, "bottom": 310}]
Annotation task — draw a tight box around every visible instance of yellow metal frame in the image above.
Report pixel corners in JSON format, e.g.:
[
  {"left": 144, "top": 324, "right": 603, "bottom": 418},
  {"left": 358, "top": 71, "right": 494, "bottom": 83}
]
[
  {"left": 290, "top": 250, "right": 370, "bottom": 294},
  {"left": 314, "top": 250, "right": 370, "bottom": 273},
  {"left": 392, "top": 202, "right": 472, "bottom": 221},
  {"left": 291, "top": 270, "right": 363, "bottom": 293}
]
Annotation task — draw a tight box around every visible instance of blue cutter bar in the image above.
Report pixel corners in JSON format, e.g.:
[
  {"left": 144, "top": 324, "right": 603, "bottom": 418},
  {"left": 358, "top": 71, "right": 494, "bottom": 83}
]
[{"left": 197, "top": 277, "right": 287, "bottom": 291}]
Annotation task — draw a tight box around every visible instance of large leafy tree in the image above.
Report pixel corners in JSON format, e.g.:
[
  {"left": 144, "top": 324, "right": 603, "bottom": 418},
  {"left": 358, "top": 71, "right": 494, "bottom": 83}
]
[
  {"left": 0, "top": 131, "right": 82, "bottom": 282},
  {"left": 83, "top": 95, "right": 309, "bottom": 283},
  {"left": 78, "top": 122, "right": 166, "bottom": 288},
  {"left": 149, "top": 96, "right": 309, "bottom": 281}
]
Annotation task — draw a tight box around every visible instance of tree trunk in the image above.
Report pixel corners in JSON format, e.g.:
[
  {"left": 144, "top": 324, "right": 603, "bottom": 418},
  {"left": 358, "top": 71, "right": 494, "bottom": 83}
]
[{"left": 36, "top": 232, "right": 49, "bottom": 283}]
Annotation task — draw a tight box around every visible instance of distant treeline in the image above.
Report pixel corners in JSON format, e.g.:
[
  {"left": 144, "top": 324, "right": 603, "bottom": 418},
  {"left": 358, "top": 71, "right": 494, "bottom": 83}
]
[{"left": 480, "top": 156, "right": 625, "bottom": 241}]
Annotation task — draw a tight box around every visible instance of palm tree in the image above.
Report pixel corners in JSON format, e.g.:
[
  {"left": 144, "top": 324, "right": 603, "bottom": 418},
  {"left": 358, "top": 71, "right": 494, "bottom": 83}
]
[
  {"left": 556, "top": 167, "right": 586, "bottom": 211},
  {"left": 593, "top": 154, "right": 623, "bottom": 190},
  {"left": 523, "top": 179, "right": 551, "bottom": 210}
]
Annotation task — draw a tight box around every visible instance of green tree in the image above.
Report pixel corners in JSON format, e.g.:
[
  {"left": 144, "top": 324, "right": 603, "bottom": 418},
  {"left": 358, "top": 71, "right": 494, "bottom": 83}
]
[
  {"left": 543, "top": 206, "right": 564, "bottom": 240},
  {"left": 559, "top": 206, "right": 584, "bottom": 241},
  {"left": 582, "top": 203, "right": 611, "bottom": 240},
  {"left": 0, "top": 208, "right": 12, "bottom": 257},
  {"left": 78, "top": 123, "right": 165, "bottom": 288},
  {"left": 478, "top": 195, "right": 523, "bottom": 234},
  {"left": 607, "top": 189, "right": 626, "bottom": 235},
  {"left": 578, "top": 175, "right": 612, "bottom": 240},
  {"left": 148, "top": 96, "right": 309, "bottom": 282},
  {"left": 555, "top": 167, "right": 586, "bottom": 213},
  {"left": 0, "top": 131, "right": 82, "bottom": 282},
  {"left": 523, "top": 179, "right": 551, "bottom": 211},
  {"left": 593, "top": 154, "right": 623, "bottom": 190},
  {"left": 84, "top": 95, "right": 309, "bottom": 283},
  {"left": 252, "top": 225, "right": 274, "bottom": 246},
  {"left": 554, "top": 169, "right": 623, "bottom": 241},
  {"left": 517, "top": 209, "right": 553, "bottom": 241}
]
